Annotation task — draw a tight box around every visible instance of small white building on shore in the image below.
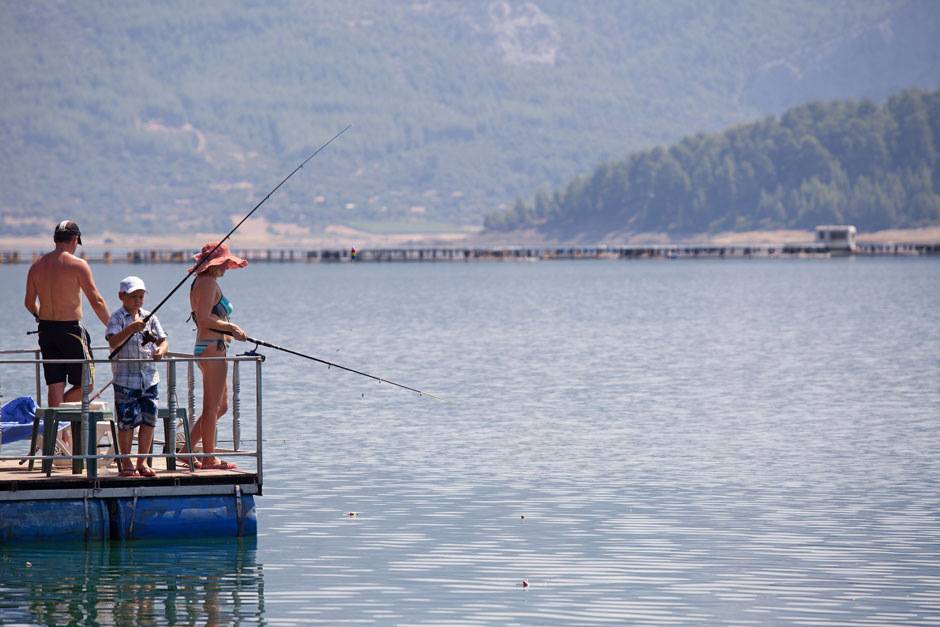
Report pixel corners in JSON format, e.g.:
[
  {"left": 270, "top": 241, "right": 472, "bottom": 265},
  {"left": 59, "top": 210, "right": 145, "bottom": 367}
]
[{"left": 815, "top": 225, "right": 857, "bottom": 252}]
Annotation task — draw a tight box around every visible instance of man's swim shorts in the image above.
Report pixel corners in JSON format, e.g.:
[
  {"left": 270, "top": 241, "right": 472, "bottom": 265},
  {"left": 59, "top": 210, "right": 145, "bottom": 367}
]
[{"left": 37, "top": 320, "right": 94, "bottom": 386}]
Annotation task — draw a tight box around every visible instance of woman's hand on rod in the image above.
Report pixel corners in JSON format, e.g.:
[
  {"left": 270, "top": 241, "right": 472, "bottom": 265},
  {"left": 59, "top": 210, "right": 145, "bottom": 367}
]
[{"left": 229, "top": 323, "right": 247, "bottom": 342}]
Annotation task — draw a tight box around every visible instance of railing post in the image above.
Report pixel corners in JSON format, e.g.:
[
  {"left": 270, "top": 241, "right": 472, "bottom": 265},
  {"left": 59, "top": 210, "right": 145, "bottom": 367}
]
[
  {"left": 166, "top": 359, "right": 177, "bottom": 471},
  {"left": 83, "top": 360, "right": 96, "bottom": 478},
  {"left": 232, "top": 359, "right": 240, "bottom": 451},
  {"left": 174, "top": 357, "right": 197, "bottom": 472},
  {"left": 34, "top": 349, "right": 42, "bottom": 404},
  {"left": 187, "top": 360, "right": 195, "bottom": 435},
  {"left": 255, "top": 357, "right": 263, "bottom": 488}
]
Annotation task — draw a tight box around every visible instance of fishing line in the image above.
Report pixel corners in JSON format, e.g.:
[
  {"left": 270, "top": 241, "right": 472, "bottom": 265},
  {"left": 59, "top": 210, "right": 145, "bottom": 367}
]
[{"left": 226, "top": 333, "right": 441, "bottom": 400}]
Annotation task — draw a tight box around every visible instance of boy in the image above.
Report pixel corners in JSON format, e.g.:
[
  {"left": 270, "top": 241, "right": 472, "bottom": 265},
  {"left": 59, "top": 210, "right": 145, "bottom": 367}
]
[{"left": 106, "top": 276, "right": 168, "bottom": 477}]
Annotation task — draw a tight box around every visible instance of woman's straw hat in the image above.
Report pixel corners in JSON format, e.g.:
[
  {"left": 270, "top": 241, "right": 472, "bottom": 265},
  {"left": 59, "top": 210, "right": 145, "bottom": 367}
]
[{"left": 189, "top": 241, "right": 248, "bottom": 274}]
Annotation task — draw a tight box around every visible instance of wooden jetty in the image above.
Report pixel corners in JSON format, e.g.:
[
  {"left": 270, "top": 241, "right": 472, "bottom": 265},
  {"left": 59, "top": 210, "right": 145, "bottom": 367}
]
[{"left": 1, "top": 242, "right": 937, "bottom": 265}]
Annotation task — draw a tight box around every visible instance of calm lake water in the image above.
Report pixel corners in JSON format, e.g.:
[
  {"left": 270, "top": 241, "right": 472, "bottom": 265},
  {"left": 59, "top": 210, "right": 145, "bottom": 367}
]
[{"left": 1, "top": 257, "right": 939, "bottom": 625}]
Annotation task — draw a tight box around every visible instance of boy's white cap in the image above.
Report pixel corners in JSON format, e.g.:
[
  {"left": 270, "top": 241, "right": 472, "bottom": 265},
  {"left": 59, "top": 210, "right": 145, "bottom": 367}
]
[{"left": 119, "top": 276, "right": 146, "bottom": 294}]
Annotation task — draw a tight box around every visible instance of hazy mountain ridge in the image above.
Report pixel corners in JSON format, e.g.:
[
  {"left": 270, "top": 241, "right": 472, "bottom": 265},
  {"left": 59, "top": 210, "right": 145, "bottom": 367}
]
[
  {"left": 743, "top": 0, "right": 940, "bottom": 111},
  {"left": 1, "top": 0, "right": 936, "bottom": 238},
  {"left": 484, "top": 88, "right": 940, "bottom": 239}
]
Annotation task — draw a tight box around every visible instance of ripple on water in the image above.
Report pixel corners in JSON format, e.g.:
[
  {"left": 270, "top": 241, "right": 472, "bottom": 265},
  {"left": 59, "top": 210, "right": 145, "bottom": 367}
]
[{"left": 1, "top": 260, "right": 939, "bottom": 624}]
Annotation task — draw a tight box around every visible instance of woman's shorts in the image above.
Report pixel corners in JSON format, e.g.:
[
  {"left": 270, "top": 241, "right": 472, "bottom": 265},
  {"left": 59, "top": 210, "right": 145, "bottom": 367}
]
[{"left": 114, "top": 383, "right": 159, "bottom": 431}]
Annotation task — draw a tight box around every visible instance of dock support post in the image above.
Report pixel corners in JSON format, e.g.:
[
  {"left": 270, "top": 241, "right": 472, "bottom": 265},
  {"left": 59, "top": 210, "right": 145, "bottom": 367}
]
[
  {"left": 166, "top": 361, "right": 177, "bottom": 471},
  {"left": 83, "top": 361, "right": 96, "bottom": 479},
  {"left": 179, "top": 359, "right": 196, "bottom": 472},
  {"left": 255, "top": 358, "right": 263, "bottom": 488},
  {"left": 34, "top": 350, "right": 41, "bottom": 404},
  {"left": 187, "top": 360, "right": 195, "bottom": 431},
  {"left": 232, "top": 360, "right": 241, "bottom": 451}
]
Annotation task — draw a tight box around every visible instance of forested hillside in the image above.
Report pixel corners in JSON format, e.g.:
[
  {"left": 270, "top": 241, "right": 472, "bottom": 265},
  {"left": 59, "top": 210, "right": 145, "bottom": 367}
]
[
  {"left": 1, "top": 1, "right": 938, "bottom": 237},
  {"left": 484, "top": 88, "right": 940, "bottom": 238}
]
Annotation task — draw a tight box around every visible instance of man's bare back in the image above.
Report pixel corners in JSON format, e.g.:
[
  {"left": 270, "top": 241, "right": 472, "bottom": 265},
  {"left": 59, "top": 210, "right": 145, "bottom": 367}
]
[{"left": 25, "top": 248, "right": 109, "bottom": 325}]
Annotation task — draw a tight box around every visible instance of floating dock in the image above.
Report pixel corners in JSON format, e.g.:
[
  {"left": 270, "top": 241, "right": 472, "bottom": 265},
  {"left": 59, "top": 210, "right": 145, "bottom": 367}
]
[
  {"left": 0, "top": 460, "right": 257, "bottom": 542},
  {"left": 0, "top": 351, "right": 263, "bottom": 543}
]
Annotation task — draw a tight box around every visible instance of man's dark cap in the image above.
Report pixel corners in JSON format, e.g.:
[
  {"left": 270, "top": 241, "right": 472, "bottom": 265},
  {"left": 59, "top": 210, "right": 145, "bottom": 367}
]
[{"left": 53, "top": 220, "right": 82, "bottom": 245}]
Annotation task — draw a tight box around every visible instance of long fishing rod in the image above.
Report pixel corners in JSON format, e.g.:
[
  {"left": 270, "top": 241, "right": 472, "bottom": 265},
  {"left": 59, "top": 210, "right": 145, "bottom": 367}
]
[
  {"left": 233, "top": 333, "right": 440, "bottom": 400},
  {"left": 109, "top": 125, "right": 352, "bottom": 360},
  {"left": 89, "top": 380, "right": 113, "bottom": 402}
]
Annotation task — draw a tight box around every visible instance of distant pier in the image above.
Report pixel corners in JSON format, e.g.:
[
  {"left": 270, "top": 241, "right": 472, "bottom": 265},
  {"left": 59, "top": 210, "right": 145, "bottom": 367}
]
[{"left": 0, "top": 242, "right": 937, "bottom": 265}]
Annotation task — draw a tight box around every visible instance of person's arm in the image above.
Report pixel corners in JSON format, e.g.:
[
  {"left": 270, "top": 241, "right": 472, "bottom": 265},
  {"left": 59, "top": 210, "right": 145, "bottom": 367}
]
[
  {"left": 24, "top": 265, "right": 39, "bottom": 321},
  {"left": 153, "top": 337, "right": 168, "bottom": 359},
  {"left": 77, "top": 260, "right": 110, "bottom": 326},
  {"left": 150, "top": 315, "right": 168, "bottom": 359},
  {"left": 107, "top": 319, "right": 146, "bottom": 349},
  {"left": 226, "top": 321, "right": 247, "bottom": 341}
]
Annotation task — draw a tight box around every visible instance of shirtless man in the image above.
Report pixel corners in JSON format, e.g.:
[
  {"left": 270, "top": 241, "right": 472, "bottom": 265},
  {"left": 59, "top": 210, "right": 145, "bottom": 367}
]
[{"left": 24, "top": 220, "right": 110, "bottom": 407}]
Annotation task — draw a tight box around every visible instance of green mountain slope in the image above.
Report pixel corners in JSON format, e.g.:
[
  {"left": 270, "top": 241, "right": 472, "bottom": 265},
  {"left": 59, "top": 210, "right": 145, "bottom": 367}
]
[
  {"left": 485, "top": 88, "right": 940, "bottom": 238},
  {"left": 1, "top": 0, "right": 937, "bottom": 237}
]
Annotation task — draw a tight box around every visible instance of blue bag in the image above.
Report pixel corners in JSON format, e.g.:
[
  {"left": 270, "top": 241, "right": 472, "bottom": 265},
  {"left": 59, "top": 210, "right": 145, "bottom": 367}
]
[{"left": 0, "top": 396, "right": 39, "bottom": 445}]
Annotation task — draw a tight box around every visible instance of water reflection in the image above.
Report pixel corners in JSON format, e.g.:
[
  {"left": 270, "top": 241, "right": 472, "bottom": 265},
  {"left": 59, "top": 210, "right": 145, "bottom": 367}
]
[{"left": 0, "top": 539, "right": 263, "bottom": 625}]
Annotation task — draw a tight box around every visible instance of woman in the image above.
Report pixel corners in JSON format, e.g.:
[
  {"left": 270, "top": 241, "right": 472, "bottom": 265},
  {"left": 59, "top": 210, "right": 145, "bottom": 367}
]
[{"left": 182, "top": 241, "right": 248, "bottom": 470}]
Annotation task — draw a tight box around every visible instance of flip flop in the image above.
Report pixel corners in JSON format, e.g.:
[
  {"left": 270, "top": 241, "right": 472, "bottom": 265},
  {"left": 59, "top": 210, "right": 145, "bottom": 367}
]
[
  {"left": 176, "top": 454, "right": 202, "bottom": 470},
  {"left": 119, "top": 468, "right": 139, "bottom": 478},
  {"left": 207, "top": 460, "right": 238, "bottom": 470},
  {"left": 136, "top": 465, "right": 157, "bottom": 477}
]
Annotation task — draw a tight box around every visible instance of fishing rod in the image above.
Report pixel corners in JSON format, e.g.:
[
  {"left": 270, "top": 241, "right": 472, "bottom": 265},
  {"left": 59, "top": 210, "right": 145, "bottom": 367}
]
[
  {"left": 229, "top": 333, "right": 440, "bottom": 400},
  {"left": 89, "top": 380, "right": 112, "bottom": 402},
  {"left": 108, "top": 125, "right": 352, "bottom": 360}
]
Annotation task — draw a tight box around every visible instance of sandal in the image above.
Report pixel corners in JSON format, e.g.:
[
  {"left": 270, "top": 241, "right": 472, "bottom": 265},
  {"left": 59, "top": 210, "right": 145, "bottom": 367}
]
[
  {"left": 136, "top": 465, "right": 157, "bottom": 477},
  {"left": 176, "top": 456, "right": 202, "bottom": 470},
  {"left": 175, "top": 449, "right": 202, "bottom": 469},
  {"left": 206, "top": 460, "right": 238, "bottom": 470},
  {"left": 119, "top": 468, "right": 139, "bottom": 478}
]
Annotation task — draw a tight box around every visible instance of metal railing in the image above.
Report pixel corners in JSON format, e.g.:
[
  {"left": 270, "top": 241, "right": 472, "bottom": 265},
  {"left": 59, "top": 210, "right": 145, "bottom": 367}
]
[{"left": 0, "top": 349, "right": 263, "bottom": 485}]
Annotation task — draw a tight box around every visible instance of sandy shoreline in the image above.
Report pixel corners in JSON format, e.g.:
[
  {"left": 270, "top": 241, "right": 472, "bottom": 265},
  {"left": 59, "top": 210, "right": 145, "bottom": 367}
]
[{"left": 1, "top": 221, "right": 938, "bottom": 252}]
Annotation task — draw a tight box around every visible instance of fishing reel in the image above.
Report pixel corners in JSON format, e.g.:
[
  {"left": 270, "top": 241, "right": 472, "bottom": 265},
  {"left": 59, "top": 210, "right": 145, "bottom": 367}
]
[
  {"left": 139, "top": 329, "right": 158, "bottom": 346},
  {"left": 237, "top": 341, "right": 265, "bottom": 361}
]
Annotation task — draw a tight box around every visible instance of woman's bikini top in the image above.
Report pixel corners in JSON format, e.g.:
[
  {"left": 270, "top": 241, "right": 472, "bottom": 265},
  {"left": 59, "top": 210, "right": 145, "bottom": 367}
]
[
  {"left": 190, "top": 281, "right": 234, "bottom": 324},
  {"left": 211, "top": 293, "right": 234, "bottom": 319}
]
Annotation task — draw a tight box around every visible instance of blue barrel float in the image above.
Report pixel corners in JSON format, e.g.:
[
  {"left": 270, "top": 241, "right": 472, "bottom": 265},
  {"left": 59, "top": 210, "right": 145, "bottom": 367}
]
[
  {"left": 0, "top": 493, "right": 255, "bottom": 543},
  {"left": 0, "top": 499, "right": 109, "bottom": 543},
  {"left": 110, "top": 494, "right": 256, "bottom": 540}
]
